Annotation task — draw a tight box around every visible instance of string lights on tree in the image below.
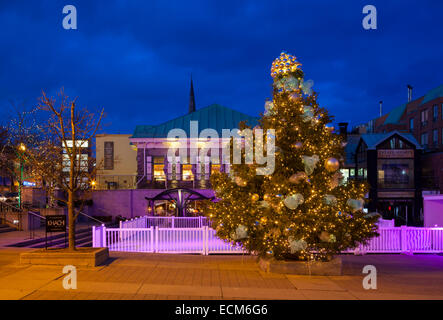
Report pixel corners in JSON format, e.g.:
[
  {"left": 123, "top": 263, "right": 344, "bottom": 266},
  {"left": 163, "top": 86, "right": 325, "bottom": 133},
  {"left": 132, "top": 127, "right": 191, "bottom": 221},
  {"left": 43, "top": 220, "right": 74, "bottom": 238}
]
[{"left": 204, "top": 51, "right": 379, "bottom": 261}]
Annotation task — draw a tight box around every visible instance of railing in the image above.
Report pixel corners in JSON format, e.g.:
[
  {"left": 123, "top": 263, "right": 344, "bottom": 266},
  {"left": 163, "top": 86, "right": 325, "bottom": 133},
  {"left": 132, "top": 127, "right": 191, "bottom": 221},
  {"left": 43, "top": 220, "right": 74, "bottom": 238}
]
[
  {"left": 93, "top": 224, "right": 443, "bottom": 255},
  {"left": 92, "top": 225, "right": 244, "bottom": 255},
  {"left": 120, "top": 216, "right": 211, "bottom": 229},
  {"left": 350, "top": 226, "right": 443, "bottom": 253}
]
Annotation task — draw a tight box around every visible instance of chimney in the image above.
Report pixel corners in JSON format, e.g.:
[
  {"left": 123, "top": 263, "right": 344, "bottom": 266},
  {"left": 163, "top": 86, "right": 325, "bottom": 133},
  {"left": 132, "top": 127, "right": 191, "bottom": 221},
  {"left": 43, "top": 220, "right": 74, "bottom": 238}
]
[
  {"left": 407, "top": 84, "right": 413, "bottom": 102},
  {"left": 379, "top": 100, "right": 383, "bottom": 117},
  {"left": 338, "top": 122, "right": 348, "bottom": 140}
]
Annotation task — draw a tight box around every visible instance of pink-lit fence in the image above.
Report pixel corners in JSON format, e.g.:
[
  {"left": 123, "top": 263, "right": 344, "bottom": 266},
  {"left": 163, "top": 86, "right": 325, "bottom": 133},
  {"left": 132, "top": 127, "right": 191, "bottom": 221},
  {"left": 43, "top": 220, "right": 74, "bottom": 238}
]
[
  {"left": 92, "top": 224, "right": 443, "bottom": 255},
  {"left": 92, "top": 225, "right": 244, "bottom": 255},
  {"left": 349, "top": 226, "right": 443, "bottom": 253},
  {"left": 119, "top": 216, "right": 210, "bottom": 229}
]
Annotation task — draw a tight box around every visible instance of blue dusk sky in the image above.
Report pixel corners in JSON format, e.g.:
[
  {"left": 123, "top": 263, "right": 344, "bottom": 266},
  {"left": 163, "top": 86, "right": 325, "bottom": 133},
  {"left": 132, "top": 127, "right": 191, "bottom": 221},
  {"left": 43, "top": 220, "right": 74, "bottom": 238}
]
[{"left": 0, "top": 0, "right": 442, "bottom": 134}]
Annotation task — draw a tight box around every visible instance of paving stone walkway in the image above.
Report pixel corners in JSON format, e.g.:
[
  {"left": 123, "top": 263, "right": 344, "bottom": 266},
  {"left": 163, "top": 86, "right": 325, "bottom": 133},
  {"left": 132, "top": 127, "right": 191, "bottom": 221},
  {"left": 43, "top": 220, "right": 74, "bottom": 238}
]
[{"left": 1, "top": 249, "right": 443, "bottom": 300}]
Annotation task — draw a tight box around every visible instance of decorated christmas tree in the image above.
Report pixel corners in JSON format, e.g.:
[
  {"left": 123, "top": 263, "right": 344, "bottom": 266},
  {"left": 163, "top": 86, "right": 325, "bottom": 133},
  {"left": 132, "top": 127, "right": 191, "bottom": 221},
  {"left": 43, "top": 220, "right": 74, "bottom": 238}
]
[{"left": 205, "top": 52, "right": 379, "bottom": 261}]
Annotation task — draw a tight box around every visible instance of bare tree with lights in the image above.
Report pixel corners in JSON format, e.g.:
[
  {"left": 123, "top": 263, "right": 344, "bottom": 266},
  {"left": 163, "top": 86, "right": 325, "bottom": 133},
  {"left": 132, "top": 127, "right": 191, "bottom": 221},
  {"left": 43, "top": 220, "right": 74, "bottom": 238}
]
[{"left": 35, "top": 89, "right": 104, "bottom": 250}]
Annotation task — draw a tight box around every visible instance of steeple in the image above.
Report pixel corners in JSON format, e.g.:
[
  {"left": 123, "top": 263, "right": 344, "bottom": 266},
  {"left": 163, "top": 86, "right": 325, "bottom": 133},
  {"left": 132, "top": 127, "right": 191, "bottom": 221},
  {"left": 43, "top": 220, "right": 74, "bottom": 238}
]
[{"left": 189, "top": 75, "right": 196, "bottom": 113}]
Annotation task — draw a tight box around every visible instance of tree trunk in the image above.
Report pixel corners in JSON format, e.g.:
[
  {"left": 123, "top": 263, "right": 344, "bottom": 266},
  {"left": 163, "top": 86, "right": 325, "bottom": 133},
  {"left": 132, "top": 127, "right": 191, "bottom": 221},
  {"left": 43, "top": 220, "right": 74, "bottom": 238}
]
[{"left": 68, "top": 189, "right": 75, "bottom": 250}]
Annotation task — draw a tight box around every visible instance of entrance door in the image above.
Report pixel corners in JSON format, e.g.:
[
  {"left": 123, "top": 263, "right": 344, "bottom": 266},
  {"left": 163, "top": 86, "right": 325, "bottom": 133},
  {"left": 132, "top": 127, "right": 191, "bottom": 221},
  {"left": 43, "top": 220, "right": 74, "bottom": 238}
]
[{"left": 377, "top": 200, "right": 414, "bottom": 226}]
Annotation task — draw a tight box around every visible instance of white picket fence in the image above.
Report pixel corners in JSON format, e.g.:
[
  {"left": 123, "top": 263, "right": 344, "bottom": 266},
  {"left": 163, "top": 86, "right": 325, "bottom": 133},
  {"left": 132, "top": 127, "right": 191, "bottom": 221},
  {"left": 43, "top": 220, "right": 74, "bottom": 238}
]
[
  {"left": 93, "top": 225, "right": 244, "bottom": 255},
  {"left": 351, "top": 226, "right": 443, "bottom": 253},
  {"left": 120, "top": 216, "right": 210, "bottom": 229},
  {"left": 93, "top": 216, "right": 443, "bottom": 255}
]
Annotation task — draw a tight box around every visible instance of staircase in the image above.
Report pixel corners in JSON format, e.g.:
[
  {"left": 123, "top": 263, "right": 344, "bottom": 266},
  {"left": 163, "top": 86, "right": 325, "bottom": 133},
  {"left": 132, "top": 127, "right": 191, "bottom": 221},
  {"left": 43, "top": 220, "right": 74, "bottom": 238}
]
[
  {"left": 7, "top": 222, "right": 116, "bottom": 249},
  {"left": 0, "top": 224, "right": 16, "bottom": 234}
]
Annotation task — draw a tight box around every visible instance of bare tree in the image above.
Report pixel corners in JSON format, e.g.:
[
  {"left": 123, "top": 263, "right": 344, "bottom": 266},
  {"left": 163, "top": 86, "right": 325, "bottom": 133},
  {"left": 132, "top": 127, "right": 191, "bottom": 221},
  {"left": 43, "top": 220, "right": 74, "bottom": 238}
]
[
  {"left": 35, "top": 89, "right": 104, "bottom": 250},
  {"left": 0, "top": 102, "right": 42, "bottom": 205}
]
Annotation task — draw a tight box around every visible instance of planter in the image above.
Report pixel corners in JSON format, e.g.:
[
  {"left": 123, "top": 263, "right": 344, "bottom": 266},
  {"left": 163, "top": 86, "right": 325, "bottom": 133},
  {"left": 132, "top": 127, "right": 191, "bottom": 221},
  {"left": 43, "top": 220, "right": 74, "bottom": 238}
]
[
  {"left": 20, "top": 247, "right": 109, "bottom": 267},
  {"left": 258, "top": 256, "right": 342, "bottom": 276}
]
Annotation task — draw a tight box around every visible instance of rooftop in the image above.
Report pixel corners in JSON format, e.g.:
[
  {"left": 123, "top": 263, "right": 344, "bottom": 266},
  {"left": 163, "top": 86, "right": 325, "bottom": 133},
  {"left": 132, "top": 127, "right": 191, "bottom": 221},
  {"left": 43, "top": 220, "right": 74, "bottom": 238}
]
[{"left": 131, "top": 104, "right": 259, "bottom": 139}]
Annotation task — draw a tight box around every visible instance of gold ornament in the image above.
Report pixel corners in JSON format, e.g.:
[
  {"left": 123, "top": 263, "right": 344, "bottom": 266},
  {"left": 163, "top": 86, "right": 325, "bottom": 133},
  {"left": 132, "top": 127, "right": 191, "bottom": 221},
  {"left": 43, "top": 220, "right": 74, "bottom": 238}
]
[
  {"left": 263, "top": 194, "right": 272, "bottom": 202},
  {"left": 251, "top": 194, "right": 259, "bottom": 202},
  {"left": 271, "top": 52, "right": 302, "bottom": 78},
  {"left": 325, "top": 124, "right": 335, "bottom": 132},
  {"left": 292, "top": 142, "right": 303, "bottom": 149},
  {"left": 260, "top": 217, "right": 268, "bottom": 224},
  {"left": 324, "top": 157, "right": 339, "bottom": 172}
]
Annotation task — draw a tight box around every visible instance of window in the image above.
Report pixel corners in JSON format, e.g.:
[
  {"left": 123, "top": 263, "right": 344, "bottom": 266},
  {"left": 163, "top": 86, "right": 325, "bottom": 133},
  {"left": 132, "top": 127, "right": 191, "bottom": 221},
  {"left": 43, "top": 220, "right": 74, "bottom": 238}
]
[
  {"left": 421, "top": 109, "right": 428, "bottom": 127},
  {"left": 409, "top": 118, "right": 414, "bottom": 131},
  {"left": 104, "top": 142, "right": 114, "bottom": 170},
  {"left": 433, "top": 129, "right": 438, "bottom": 145},
  {"left": 182, "top": 164, "right": 194, "bottom": 181},
  {"left": 421, "top": 132, "right": 428, "bottom": 147},
  {"left": 433, "top": 105, "right": 439, "bottom": 121},
  {"left": 377, "top": 159, "right": 414, "bottom": 188},
  {"left": 153, "top": 157, "right": 165, "bottom": 181}
]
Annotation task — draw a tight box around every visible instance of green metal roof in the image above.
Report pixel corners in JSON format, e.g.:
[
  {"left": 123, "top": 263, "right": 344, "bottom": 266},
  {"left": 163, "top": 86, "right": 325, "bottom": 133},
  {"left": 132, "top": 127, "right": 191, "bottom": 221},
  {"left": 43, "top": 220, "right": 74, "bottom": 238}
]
[
  {"left": 360, "top": 131, "right": 422, "bottom": 149},
  {"left": 420, "top": 84, "right": 443, "bottom": 105},
  {"left": 384, "top": 103, "right": 407, "bottom": 125},
  {"left": 131, "top": 104, "right": 259, "bottom": 138}
]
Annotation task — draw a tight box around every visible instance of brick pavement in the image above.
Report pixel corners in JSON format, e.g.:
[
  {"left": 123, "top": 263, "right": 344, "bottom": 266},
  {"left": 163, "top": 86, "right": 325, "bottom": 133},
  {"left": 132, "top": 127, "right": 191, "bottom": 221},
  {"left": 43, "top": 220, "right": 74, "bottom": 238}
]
[{"left": 0, "top": 250, "right": 442, "bottom": 300}]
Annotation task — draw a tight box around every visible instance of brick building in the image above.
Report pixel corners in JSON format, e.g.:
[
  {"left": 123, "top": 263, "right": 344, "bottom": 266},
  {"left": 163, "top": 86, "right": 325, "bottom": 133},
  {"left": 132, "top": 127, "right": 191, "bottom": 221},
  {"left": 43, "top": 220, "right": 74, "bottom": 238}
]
[{"left": 366, "top": 85, "right": 443, "bottom": 193}]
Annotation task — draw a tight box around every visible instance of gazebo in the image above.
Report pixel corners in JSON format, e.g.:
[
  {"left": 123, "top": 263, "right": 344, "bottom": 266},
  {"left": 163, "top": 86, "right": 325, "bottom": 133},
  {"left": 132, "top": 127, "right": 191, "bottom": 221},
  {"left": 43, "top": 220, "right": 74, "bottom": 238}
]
[{"left": 145, "top": 188, "right": 215, "bottom": 217}]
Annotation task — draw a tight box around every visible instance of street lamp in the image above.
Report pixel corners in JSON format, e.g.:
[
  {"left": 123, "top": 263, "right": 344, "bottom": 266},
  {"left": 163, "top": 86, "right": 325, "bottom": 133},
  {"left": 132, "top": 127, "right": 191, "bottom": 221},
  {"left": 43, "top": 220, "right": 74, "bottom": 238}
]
[{"left": 90, "top": 180, "right": 97, "bottom": 190}]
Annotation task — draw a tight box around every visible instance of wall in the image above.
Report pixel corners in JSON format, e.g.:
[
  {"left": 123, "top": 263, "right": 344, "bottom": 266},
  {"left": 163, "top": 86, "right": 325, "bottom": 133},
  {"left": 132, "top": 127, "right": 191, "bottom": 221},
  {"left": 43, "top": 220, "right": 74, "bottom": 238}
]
[
  {"left": 90, "top": 189, "right": 215, "bottom": 219},
  {"left": 423, "top": 195, "right": 443, "bottom": 227},
  {"left": 96, "top": 134, "right": 138, "bottom": 189}
]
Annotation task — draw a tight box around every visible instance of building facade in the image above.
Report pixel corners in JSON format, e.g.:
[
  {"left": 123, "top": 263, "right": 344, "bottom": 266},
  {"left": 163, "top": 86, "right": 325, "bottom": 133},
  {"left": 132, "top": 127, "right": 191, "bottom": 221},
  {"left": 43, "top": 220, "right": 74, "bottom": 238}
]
[
  {"left": 96, "top": 134, "right": 137, "bottom": 190},
  {"left": 354, "top": 131, "right": 423, "bottom": 226},
  {"left": 365, "top": 85, "right": 443, "bottom": 193}
]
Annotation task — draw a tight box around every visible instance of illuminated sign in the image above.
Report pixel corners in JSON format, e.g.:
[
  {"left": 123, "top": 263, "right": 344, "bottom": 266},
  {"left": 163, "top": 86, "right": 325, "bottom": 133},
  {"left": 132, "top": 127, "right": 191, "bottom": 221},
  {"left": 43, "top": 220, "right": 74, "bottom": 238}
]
[{"left": 23, "top": 181, "right": 36, "bottom": 187}]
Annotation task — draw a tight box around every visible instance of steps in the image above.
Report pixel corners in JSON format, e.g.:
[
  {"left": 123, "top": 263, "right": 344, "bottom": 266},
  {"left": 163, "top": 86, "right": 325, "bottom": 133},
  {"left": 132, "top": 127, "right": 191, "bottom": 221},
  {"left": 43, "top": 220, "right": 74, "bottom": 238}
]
[
  {"left": 7, "top": 222, "right": 116, "bottom": 249},
  {"left": 0, "top": 224, "right": 16, "bottom": 234}
]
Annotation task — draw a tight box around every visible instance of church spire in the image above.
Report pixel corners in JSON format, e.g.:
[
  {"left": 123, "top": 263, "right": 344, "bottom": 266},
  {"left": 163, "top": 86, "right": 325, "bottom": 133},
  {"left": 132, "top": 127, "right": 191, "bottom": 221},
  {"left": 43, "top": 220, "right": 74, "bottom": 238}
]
[{"left": 189, "top": 75, "right": 196, "bottom": 113}]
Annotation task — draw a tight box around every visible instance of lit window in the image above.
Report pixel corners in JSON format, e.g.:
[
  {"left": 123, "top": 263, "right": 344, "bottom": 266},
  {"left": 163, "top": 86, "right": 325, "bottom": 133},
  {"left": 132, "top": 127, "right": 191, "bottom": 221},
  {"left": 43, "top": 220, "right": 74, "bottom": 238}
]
[
  {"left": 153, "top": 165, "right": 165, "bottom": 181},
  {"left": 182, "top": 164, "right": 194, "bottom": 181}
]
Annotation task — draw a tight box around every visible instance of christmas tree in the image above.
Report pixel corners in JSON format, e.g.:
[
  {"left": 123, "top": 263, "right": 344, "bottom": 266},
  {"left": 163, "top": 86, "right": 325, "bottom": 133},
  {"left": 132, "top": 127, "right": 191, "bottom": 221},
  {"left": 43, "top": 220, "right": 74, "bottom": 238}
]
[{"left": 205, "top": 52, "right": 379, "bottom": 261}]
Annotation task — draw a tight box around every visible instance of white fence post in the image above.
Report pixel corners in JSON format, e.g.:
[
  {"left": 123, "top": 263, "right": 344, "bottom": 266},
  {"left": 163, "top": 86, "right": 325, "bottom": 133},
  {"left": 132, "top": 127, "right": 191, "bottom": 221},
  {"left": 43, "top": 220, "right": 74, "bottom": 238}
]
[
  {"left": 401, "top": 225, "right": 408, "bottom": 252},
  {"left": 102, "top": 225, "right": 106, "bottom": 247},
  {"left": 154, "top": 226, "right": 158, "bottom": 253},
  {"left": 92, "top": 226, "right": 96, "bottom": 247},
  {"left": 150, "top": 226, "right": 154, "bottom": 252},
  {"left": 204, "top": 226, "right": 208, "bottom": 255}
]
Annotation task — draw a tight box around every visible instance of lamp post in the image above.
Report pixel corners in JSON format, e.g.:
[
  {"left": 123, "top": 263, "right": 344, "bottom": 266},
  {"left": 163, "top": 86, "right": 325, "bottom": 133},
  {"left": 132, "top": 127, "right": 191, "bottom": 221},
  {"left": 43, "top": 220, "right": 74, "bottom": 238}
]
[{"left": 18, "top": 143, "right": 26, "bottom": 209}]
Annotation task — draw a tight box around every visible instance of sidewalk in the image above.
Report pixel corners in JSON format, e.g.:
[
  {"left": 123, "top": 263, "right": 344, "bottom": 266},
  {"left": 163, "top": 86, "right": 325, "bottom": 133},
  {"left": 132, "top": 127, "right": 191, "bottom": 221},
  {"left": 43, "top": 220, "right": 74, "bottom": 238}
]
[{"left": 0, "top": 250, "right": 443, "bottom": 300}]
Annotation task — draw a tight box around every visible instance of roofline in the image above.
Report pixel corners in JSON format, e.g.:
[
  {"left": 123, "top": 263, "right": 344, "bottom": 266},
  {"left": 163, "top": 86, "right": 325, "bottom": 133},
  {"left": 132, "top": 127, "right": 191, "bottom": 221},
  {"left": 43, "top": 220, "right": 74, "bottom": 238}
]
[{"left": 360, "top": 130, "right": 423, "bottom": 150}]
